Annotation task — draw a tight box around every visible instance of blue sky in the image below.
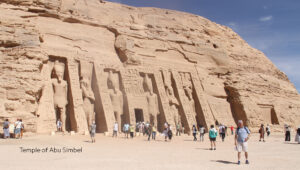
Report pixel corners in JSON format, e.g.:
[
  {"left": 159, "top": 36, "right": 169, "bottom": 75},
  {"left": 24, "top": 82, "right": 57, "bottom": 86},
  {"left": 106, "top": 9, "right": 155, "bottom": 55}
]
[{"left": 109, "top": 0, "right": 300, "bottom": 92}]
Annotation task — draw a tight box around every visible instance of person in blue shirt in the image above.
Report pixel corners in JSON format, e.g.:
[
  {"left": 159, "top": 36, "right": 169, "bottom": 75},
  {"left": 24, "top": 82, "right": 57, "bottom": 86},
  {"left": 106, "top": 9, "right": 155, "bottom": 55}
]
[
  {"left": 235, "top": 120, "right": 251, "bottom": 165},
  {"left": 209, "top": 125, "right": 218, "bottom": 150}
]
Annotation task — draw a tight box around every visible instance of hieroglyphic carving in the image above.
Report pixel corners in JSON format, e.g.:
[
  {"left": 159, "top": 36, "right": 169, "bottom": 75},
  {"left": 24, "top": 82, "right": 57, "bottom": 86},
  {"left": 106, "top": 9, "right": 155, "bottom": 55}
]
[
  {"left": 80, "top": 61, "right": 95, "bottom": 128},
  {"left": 122, "top": 69, "right": 144, "bottom": 95},
  {"left": 52, "top": 60, "right": 68, "bottom": 131}
]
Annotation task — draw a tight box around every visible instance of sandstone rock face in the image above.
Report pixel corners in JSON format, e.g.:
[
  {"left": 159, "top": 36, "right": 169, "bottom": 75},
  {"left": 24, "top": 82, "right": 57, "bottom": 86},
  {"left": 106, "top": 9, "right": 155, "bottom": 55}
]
[{"left": 0, "top": 0, "right": 299, "bottom": 134}]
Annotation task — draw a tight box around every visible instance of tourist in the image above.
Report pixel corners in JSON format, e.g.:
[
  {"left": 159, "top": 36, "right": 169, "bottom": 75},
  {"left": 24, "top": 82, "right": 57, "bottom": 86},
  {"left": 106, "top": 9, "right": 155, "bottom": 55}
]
[
  {"left": 235, "top": 120, "right": 250, "bottom": 165},
  {"left": 167, "top": 124, "right": 173, "bottom": 141},
  {"left": 14, "top": 119, "right": 22, "bottom": 139},
  {"left": 176, "top": 123, "right": 181, "bottom": 136},
  {"left": 266, "top": 124, "right": 270, "bottom": 137},
  {"left": 3, "top": 119, "right": 10, "bottom": 139},
  {"left": 147, "top": 124, "right": 152, "bottom": 141},
  {"left": 20, "top": 119, "right": 24, "bottom": 139},
  {"left": 199, "top": 125, "right": 205, "bottom": 142},
  {"left": 90, "top": 121, "right": 96, "bottom": 143},
  {"left": 295, "top": 126, "right": 300, "bottom": 144},
  {"left": 163, "top": 122, "right": 169, "bottom": 141},
  {"left": 285, "top": 125, "right": 291, "bottom": 142},
  {"left": 9, "top": 122, "right": 15, "bottom": 138},
  {"left": 209, "top": 125, "right": 217, "bottom": 150},
  {"left": 219, "top": 124, "right": 226, "bottom": 142},
  {"left": 152, "top": 124, "right": 157, "bottom": 140},
  {"left": 259, "top": 124, "right": 265, "bottom": 142},
  {"left": 123, "top": 123, "right": 130, "bottom": 138},
  {"left": 57, "top": 119, "right": 62, "bottom": 132},
  {"left": 230, "top": 125, "right": 234, "bottom": 135},
  {"left": 113, "top": 122, "right": 118, "bottom": 137},
  {"left": 129, "top": 124, "right": 135, "bottom": 138},
  {"left": 192, "top": 125, "right": 197, "bottom": 141},
  {"left": 182, "top": 125, "right": 185, "bottom": 134}
]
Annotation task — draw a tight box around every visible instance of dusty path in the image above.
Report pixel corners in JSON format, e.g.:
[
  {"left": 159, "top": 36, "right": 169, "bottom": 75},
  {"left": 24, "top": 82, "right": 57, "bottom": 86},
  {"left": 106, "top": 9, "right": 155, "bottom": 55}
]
[{"left": 0, "top": 133, "right": 299, "bottom": 170}]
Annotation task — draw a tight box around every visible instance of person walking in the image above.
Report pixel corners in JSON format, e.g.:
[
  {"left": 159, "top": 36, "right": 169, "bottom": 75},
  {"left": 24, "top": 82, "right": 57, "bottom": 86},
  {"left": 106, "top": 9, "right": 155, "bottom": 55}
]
[
  {"left": 113, "top": 122, "right": 118, "bottom": 137},
  {"left": 176, "top": 123, "right": 181, "bottom": 136},
  {"left": 147, "top": 124, "right": 152, "bottom": 141},
  {"left": 129, "top": 124, "right": 135, "bottom": 138},
  {"left": 230, "top": 126, "right": 234, "bottom": 135},
  {"left": 20, "top": 119, "right": 24, "bottom": 139},
  {"left": 167, "top": 124, "right": 173, "bottom": 141},
  {"left": 163, "top": 123, "right": 169, "bottom": 141},
  {"left": 219, "top": 124, "right": 226, "bottom": 142},
  {"left": 14, "top": 119, "right": 22, "bottom": 139},
  {"left": 266, "top": 124, "right": 270, "bottom": 137},
  {"left": 152, "top": 125, "right": 157, "bottom": 140},
  {"left": 285, "top": 125, "right": 291, "bottom": 142},
  {"left": 209, "top": 125, "right": 218, "bottom": 150},
  {"left": 259, "top": 124, "right": 265, "bottom": 142},
  {"left": 192, "top": 125, "right": 197, "bottom": 141},
  {"left": 295, "top": 126, "right": 300, "bottom": 144},
  {"left": 235, "top": 120, "right": 250, "bottom": 165},
  {"left": 199, "top": 125, "right": 205, "bottom": 142},
  {"left": 3, "top": 119, "right": 10, "bottom": 139},
  {"left": 57, "top": 119, "right": 62, "bottom": 132},
  {"left": 123, "top": 123, "right": 130, "bottom": 138},
  {"left": 90, "top": 121, "right": 96, "bottom": 143}
]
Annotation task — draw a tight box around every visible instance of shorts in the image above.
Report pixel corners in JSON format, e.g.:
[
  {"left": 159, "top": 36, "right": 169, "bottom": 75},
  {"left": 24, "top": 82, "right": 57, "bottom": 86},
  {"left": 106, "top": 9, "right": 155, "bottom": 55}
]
[
  {"left": 210, "top": 137, "right": 216, "bottom": 141},
  {"left": 237, "top": 142, "right": 248, "bottom": 152},
  {"left": 14, "top": 128, "right": 21, "bottom": 134}
]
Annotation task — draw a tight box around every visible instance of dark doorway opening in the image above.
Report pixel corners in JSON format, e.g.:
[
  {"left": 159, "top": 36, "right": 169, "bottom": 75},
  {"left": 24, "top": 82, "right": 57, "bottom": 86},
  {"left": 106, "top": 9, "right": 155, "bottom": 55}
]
[
  {"left": 271, "top": 108, "right": 279, "bottom": 125},
  {"left": 135, "top": 109, "right": 144, "bottom": 123}
]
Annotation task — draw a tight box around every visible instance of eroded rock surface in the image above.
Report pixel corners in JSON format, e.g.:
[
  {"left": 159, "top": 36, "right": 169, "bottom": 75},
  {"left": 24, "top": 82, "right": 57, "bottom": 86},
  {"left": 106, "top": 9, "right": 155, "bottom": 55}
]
[{"left": 0, "top": 0, "right": 299, "bottom": 133}]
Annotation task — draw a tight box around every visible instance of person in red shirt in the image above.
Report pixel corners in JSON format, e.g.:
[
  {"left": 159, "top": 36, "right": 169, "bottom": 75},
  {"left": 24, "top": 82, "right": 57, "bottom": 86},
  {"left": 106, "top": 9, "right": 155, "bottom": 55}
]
[{"left": 230, "top": 126, "right": 234, "bottom": 135}]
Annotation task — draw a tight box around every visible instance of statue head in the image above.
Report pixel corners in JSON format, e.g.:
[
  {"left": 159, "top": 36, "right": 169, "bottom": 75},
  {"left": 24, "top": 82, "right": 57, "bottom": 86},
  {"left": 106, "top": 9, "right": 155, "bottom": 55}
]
[
  {"left": 108, "top": 70, "right": 118, "bottom": 93},
  {"left": 144, "top": 74, "right": 153, "bottom": 95},
  {"left": 54, "top": 60, "right": 65, "bottom": 83}
]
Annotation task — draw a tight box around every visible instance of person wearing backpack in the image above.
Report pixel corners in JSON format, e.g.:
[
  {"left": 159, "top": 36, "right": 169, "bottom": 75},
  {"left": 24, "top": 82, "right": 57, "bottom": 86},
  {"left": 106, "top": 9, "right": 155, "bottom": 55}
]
[
  {"left": 219, "top": 124, "right": 226, "bottom": 142},
  {"left": 209, "top": 125, "right": 218, "bottom": 150},
  {"left": 235, "top": 120, "right": 250, "bottom": 165},
  {"left": 3, "top": 119, "right": 10, "bottom": 139}
]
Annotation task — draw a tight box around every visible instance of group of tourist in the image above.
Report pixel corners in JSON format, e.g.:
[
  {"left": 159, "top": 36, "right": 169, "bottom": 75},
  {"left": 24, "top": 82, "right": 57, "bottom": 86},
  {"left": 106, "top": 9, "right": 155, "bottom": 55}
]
[
  {"left": 258, "top": 124, "right": 271, "bottom": 142},
  {"left": 2, "top": 119, "right": 25, "bottom": 139},
  {"left": 284, "top": 124, "right": 300, "bottom": 143}
]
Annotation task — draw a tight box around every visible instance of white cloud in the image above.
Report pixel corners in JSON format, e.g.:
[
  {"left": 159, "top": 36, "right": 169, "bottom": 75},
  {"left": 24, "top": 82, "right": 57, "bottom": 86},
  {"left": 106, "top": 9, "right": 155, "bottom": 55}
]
[
  {"left": 259, "top": 15, "right": 273, "bottom": 22},
  {"left": 226, "top": 22, "right": 238, "bottom": 31}
]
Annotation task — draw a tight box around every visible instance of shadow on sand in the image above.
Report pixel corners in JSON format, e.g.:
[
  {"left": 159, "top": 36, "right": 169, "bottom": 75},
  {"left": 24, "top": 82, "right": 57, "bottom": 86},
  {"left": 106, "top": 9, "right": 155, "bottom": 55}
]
[{"left": 211, "top": 160, "right": 237, "bottom": 165}]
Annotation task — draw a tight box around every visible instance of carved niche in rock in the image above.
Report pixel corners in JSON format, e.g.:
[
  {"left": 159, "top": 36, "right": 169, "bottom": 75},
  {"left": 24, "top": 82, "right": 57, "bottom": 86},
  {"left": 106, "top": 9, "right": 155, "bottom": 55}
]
[
  {"left": 162, "top": 70, "right": 181, "bottom": 125},
  {"left": 107, "top": 70, "right": 123, "bottom": 131},
  {"left": 80, "top": 61, "right": 95, "bottom": 128},
  {"left": 143, "top": 73, "right": 159, "bottom": 126},
  {"left": 52, "top": 60, "right": 68, "bottom": 131}
]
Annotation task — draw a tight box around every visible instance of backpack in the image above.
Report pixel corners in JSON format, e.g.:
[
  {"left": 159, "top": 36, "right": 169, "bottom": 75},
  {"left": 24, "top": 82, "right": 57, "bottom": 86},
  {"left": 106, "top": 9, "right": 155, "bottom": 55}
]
[{"left": 237, "top": 127, "right": 250, "bottom": 134}]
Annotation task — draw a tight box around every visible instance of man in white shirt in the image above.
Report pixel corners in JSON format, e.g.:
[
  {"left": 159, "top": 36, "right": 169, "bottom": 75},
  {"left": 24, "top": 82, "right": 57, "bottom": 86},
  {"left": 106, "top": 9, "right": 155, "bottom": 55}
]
[{"left": 113, "top": 122, "right": 118, "bottom": 137}]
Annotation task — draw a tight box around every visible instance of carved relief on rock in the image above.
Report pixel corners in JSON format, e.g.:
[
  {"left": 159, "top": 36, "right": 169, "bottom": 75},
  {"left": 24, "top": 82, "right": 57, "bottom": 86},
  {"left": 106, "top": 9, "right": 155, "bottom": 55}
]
[
  {"left": 143, "top": 73, "right": 159, "bottom": 126},
  {"left": 107, "top": 70, "right": 123, "bottom": 131},
  {"left": 162, "top": 70, "right": 181, "bottom": 125},
  {"left": 80, "top": 61, "right": 95, "bottom": 128},
  {"left": 180, "top": 72, "right": 196, "bottom": 118},
  {"left": 52, "top": 60, "right": 68, "bottom": 131}
]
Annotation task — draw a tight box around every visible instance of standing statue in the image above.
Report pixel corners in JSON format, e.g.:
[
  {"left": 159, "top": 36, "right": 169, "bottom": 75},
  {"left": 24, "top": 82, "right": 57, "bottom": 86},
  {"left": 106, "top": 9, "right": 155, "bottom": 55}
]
[
  {"left": 181, "top": 73, "right": 195, "bottom": 114},
  {"left": 163, "top": 71, "right": 181, "bottom": 125},
  {"left": 144, "top": 74, "right": 159, "bottom": 126},
  {"left": 108, "top": 70, "right": 123, "bottom": 131},
  {"left": 52, "top": 60, "right": 68, "bottom": 132},
  {"left": 80, "top": 77, "right": 95, "bottom": 128}
]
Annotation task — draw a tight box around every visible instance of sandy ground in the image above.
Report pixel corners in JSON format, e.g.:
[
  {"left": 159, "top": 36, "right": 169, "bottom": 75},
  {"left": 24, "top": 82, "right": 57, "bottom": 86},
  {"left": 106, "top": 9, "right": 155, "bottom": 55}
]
[{"left": 0, "top": 132, "right": 299, "bottom": 170}]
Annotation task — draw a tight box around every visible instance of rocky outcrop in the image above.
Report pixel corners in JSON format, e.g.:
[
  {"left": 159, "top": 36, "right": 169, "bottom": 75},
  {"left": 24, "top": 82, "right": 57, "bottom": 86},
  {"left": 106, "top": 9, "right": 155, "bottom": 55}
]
[{"left": 0, "top": 0, "right": 299, "bottom": 134}]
